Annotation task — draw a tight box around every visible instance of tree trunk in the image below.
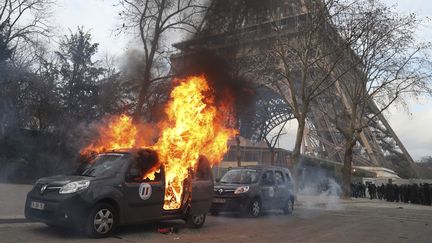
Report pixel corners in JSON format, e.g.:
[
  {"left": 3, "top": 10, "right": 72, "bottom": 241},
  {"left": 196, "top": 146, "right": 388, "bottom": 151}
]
[
  {"left": 342, "top": 136, "right": 355, "bottom": 198},
  {"left": 133, "top": 0, "right": 164, "bottom": 122},
  {"left": 291, "top": 115, "right": 306, "bottom": 166},
  {"left": 133, "top": 65, "right": 152, "bottom": 122},
  {"left": 270, "top": 149, "right": 275, "bottom": 166},
  {"left": 236, "top": 136, "right": 241, "bottom": 167}
]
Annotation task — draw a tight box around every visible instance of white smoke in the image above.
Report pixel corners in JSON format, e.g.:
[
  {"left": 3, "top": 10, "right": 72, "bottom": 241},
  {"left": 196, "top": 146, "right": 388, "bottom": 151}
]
[{"left": 298, "top": 178, "right": 344, "bottom": 211}]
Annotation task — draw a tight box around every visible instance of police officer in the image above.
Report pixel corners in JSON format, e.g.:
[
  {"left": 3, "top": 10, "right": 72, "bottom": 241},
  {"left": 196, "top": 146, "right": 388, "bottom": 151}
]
[{"left": 425, "top": 183, "right": 432, "bottom": 205}]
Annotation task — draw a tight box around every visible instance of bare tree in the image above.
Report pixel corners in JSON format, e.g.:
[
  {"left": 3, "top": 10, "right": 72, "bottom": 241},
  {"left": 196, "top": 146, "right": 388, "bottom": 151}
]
[
  {"left": 264, "top": 121, "right": 288, "bottom": 165},
  {"left": 260, "top": 0, "right": 362, "bottom": 168},
  {"left": 0, "top": 0, "right": 51, "bottom": 62},
  {"left": 0, "top": 0, "right": 52, "bottom": 135},
  {"left": 320, "top": 0, "right": 432, "bottom": 197},
  {"left": 118, "top": 0, "right": 206, "bottom": 121}
]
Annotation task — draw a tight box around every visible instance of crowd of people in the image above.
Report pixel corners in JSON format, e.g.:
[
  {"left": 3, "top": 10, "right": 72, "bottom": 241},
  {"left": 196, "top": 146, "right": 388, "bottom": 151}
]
[{"left": 351, "top": 182, "right": 432, "bottom": 206}]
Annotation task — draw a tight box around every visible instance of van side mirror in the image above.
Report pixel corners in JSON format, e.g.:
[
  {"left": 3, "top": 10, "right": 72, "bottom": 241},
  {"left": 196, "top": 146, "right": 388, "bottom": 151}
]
[{"left": 215, "top": 177, "right": 221, "bottom": 183}]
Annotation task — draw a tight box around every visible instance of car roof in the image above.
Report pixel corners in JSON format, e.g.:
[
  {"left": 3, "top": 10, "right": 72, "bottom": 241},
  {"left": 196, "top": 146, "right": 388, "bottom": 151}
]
[
  {"left": 98, "top": 148, "right": 148, "bottom": 155},
  {"left": 98, "top": 152, "right": 131, "bottom": 156},
  {"left": 233, "top": 165, "right": 291, "bottom": 171}
]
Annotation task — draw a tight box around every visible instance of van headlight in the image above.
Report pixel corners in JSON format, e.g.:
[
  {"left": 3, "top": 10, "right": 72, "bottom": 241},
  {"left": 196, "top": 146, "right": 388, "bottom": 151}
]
[
  {"left": 234, "top": 186, "right": 250, "bottom": 194},
  {"left": 59, "top": 180, "right": 90, "bottom": 194}
]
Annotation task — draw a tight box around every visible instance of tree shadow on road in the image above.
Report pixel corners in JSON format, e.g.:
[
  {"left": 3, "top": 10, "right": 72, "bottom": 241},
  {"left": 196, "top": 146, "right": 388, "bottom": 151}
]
[
  {"left": 28, "top": 220, "right": 188, "bottom": 240},
  {"left": 213, "top": 210, "right": 289, "bottom": 218}
]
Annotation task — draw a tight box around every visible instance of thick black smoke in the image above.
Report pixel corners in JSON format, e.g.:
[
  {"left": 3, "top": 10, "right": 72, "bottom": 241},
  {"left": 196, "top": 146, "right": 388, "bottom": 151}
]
[{"left": 175, "top": 50, "right": 257, "bottom": 120}]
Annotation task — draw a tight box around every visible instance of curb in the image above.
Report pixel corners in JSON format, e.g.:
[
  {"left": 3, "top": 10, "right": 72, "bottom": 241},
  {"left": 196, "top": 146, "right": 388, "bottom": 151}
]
[{"left": 0, "top": 218, "right": 34, "bottom": 224}]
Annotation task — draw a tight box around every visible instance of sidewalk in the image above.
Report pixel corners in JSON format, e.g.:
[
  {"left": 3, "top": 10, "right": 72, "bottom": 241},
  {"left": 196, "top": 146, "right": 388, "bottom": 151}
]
[{"left": 0, "top": 183, "right": 32, "bottom": 222}]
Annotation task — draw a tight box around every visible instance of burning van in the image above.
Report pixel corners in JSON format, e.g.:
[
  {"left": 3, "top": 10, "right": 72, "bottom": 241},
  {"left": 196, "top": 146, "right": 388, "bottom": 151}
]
[
  {"left": 25, "top": 149, "right": 213, "bottom": 238},
  {"left": 25, "top": 75, "right": 237, "bottom": 237}
]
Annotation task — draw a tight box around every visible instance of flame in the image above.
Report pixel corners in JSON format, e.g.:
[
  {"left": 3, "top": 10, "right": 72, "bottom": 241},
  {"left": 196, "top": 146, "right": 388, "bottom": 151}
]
[
  {"left": 155, "top": 75, "right": 236, "bottom": 209},
  {"left": 81, "top": 75, "right": 237, "bottom": 210},
  {"left": 80, "top": 114, "right": 152, "bottom": 155}
]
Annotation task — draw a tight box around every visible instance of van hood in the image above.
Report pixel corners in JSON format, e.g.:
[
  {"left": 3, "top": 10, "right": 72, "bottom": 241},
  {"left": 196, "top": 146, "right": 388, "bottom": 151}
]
[
  {"left": 36, "top": 175, "right": 94, "bottom": 186},
  {"left": 214, "top": 183, "right": 250, "bottom": 190}
]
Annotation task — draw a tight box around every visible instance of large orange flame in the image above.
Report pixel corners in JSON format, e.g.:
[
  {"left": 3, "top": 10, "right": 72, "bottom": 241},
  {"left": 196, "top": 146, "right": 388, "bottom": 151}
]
[
  {"left": 81, "top": 75, "right": 237, "bottom": 210},
  {"left": 155, "top": 75, "right": 237, "bottom": 209},
  {"left": 80, "top": 114, "right": 152, "bottom": 155}
]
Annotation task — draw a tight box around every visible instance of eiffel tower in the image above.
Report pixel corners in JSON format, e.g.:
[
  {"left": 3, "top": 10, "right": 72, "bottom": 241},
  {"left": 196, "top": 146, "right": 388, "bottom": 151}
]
[{"left": 171, "top": 0, "right": 416, "bottom": 177}]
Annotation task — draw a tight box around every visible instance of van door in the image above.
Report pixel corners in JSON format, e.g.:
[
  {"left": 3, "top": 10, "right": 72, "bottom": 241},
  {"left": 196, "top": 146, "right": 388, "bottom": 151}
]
[
  {"left": 123, "top": 163, "right": 164, "bottom": 223},
  {"left": 190, "top": 157, "right": 214, "bottom": 215},
  {"left": 274, "top": 170, "right": 289, "bottom": 208},
  {"left": 284, "top": 169, "right": 295, "bottom": 198},
  {"left": 260, "top": 170, "right": 276, "bottom": 209}
]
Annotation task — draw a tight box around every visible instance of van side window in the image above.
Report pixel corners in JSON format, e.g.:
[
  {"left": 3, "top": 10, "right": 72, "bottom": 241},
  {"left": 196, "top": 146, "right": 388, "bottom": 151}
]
[
  {"left": 262, "top": 171, "right": 275, "bottom": 186},
  {"left": 285, "top": 173, "right": 291, "bottom": 182},
  {"left": 127, "top": 149, "right": 161, "bottom": 183},
  {"left": 275, "top": 171, "right": 285, "bottom": 185},
  {"left": 142, "top": 169, "right": 161, "bottom": 182},
  {"left": 125, "top": 162, "right": 141, "bottom": 183},
  {"left": 126, "top": 160, "right": 161, "bottom": 183}
]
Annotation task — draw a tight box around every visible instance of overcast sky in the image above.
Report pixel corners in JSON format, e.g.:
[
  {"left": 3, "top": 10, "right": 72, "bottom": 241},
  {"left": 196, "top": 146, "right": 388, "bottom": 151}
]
[{"left": 51, "top": 0, "right": 432, "bottom": 161}]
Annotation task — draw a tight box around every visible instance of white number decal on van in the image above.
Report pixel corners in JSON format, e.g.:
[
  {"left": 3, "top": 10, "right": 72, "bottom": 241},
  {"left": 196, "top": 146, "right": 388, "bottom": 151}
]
[{"left": 139, "top": 183, "right": 152, "bottom": 200}]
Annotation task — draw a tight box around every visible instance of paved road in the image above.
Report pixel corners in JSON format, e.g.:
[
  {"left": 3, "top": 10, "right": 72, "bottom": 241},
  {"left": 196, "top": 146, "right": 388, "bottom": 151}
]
[{"left": 0, "top": 198, "right": 431, "bottom": 243}]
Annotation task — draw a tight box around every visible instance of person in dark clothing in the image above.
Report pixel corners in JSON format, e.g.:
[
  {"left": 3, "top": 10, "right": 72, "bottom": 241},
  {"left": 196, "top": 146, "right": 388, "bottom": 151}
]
[
  {"left": 368, "top": 183, "right": 377, "bottom": 199},
  {"left": 393, "top": 184, "right": 400, "bottom": 202},
  {"left": 419, "top": 183, "right": 426, "bottom": 205},
  {"left": 351, "top": 183, "right": 356, "bottom": 197},
  {"left": 356, "top": 182, "right": 363, "bottom": 198},
  {"left": 385, "top": 183, "right": 394, "bottom": 202},
  {"left": 411, "top": 184, "right": 419, "bottom": 204},
  {"left": 406, "top": 184, "right": 412, "bottom": 203},
  {"left": 400, "top": 184, "right": 409, "bottom": 203},
  {"left": 378, "top": 184, "right": 385, "bottom": 200},
  {"left": 361, "top": 183, "right": 366, "bottom": 198},
  {"left": 424, "top": 183, "right": 432, "bottom": 206}
]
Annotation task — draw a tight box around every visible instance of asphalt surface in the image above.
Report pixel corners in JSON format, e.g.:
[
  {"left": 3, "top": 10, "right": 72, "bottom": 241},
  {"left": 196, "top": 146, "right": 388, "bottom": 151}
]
[{"left": 0, "top": 184, "right": 431, "bottom": 243}]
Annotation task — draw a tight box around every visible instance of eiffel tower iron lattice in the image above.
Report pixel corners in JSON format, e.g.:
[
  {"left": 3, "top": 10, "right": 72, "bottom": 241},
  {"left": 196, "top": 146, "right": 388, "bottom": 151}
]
[{"left": 171, "top": 0, "right": 416, "bottom": 176}]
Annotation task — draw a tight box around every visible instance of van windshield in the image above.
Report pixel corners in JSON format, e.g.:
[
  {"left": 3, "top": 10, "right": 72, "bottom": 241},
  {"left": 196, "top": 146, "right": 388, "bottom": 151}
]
[
  {"left": 220, "top": 169, "right": 259, "bottom": 184},
  {"left": 80, "top": 154, "right": 128, "bottom": 178}
]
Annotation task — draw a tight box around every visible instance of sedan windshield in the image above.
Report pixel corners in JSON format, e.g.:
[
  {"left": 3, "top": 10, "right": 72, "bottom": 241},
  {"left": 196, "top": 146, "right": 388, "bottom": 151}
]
[
  {"left": 220, "top": 169, "right": 259, "bottom": 184},
  {"left": 80, "top": 154, "right": 128, "bottom": 178}
]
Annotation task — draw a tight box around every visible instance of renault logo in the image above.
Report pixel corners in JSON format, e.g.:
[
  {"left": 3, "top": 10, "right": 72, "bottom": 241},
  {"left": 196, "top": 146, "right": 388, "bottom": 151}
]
[
  {"left": 218, "top": 188, "right": 223, "bottom": 195},
  {"left": 40, "top": 185, "right": 48, "bottom": 194}
]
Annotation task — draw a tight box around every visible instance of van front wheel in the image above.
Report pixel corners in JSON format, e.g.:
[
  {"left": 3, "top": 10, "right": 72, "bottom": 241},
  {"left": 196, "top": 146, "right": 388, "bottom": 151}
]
[{"left": 85, "top": 203, "right": 117, "bottom": 238}]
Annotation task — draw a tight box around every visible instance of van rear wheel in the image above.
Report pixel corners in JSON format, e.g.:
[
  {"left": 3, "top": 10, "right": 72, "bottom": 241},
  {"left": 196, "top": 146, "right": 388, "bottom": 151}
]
[
  {"left": 85, "top": 203, "right": 117, "bottom": 238},
  {"left": 283, "top": 198, "right": 294, "bottom": 215},
  {"left": 186, "top": 213, "right": 206, "bottom": 228}
]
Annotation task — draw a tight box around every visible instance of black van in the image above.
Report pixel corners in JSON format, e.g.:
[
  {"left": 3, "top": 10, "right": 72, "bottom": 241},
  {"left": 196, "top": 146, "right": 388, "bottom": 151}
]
[
  {"left": 25, "top": 150, "right": 213, "bottom": 237},
  {"left": 210, "top": 165, "right": 295, "bottom": 217}
]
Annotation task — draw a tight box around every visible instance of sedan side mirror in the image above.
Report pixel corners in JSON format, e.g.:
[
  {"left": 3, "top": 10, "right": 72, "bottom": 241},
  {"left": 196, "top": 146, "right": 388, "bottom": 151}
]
[{"left": 215, "top": 177, "right": 221, "bottom": 183}]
